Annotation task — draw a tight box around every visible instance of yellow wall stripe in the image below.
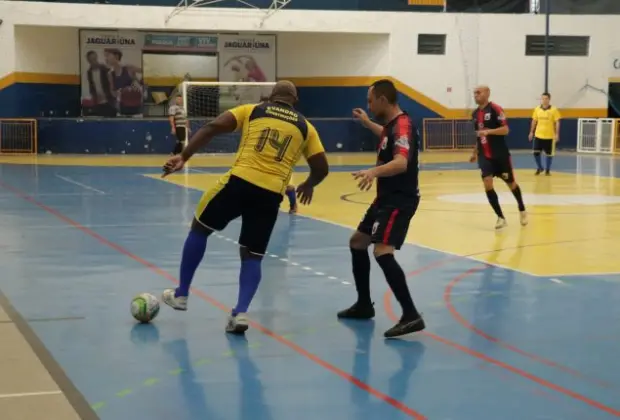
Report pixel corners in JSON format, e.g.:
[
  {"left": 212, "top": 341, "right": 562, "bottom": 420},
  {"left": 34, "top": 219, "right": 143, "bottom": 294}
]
[
  {"left": 408, "top": 0, "right": 444, "bottom": 5},
  {"left": 0, "top": 72, "right": 608, "bottom": 119}
]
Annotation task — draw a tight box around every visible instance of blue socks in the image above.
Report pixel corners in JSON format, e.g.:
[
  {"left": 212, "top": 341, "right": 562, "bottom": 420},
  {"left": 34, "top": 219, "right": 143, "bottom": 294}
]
[
  {"left": 175, "top": 230, "right": 208, "bottom": 297},
  {"left": 232, "top": 258, "right": 262, "bottom": 316},
  {"left": 546, "top": 155, "right": 553, "bottom": 172},
  {"left": 534, "top": 152, "right": 543, "bottom": 170},
  {"left": 286, "top": 187, "right": 296, "bottom": 209}
]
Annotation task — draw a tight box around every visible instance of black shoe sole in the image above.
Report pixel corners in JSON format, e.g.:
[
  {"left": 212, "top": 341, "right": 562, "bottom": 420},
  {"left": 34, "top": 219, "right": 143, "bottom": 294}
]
[
  {"left": 337, "top": 310, "right": 375, "bottom": 320},
  {"left": 384, "top": 318, "right": 426, "bottom": 338}
]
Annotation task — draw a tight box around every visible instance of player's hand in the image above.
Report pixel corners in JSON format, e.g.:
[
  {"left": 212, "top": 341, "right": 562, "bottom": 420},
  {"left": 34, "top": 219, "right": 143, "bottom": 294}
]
[
  {"left": 352, "top": 108, "right": 370, "bottom": 123},
  {"left": 162, "top": 155, "right": 185, "bottom": 178},
  {"left": 296, "top": 182, "right": 314, "bottom": 205},
  {"left": 476, "top": 130, "right": 489, "bottom": 137},
  {"left": 554, "top": 135, "right": 559, "bottom": 143},
  {"left": 352, "top": 169, "right": 376, "bottom": 191},
  {"left": 528, "top": 133, "right": 533, "bottom": 142},
  {"left": 469, "top": 154, "right": 477, "bottom": 163}
]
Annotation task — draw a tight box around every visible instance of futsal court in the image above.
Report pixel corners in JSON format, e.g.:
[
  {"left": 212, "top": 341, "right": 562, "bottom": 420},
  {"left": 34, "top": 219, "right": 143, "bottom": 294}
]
[{"left": 0, "top": 151, "right": 619, "bottom": 420}]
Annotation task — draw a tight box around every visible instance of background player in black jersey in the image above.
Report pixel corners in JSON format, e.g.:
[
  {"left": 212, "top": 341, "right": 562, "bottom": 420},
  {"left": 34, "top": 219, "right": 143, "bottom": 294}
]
[
  {"left": 338, "top": 79, "right": 424, "bottom": 338},
  {"left": 470, "top": 85, "right": 528, "bottom": 229}
]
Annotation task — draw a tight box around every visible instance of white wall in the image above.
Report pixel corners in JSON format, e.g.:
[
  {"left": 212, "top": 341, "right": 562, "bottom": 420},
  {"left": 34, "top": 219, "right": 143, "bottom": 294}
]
[
  {"left": 1, "top": 1, "right": 618, "bottom": 110},
  {"left": 14, "top": 26, "right": 79, "bottom": 75},
  {"left": 278, "top": 32, "right": 389, "bottom": 78}
]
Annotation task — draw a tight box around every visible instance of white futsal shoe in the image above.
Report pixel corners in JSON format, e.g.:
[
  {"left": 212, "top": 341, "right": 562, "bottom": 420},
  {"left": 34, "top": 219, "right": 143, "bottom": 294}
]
[
  {"left": 226, "top": 313, "right": 249, "bottom": 334},
  {"left": 495, "top": 217, "right": 508, "bottom": 230},
  {"left": 162, "top": 289, "right": 188, "bottom": 311},
  {"left": 520, "top": 211, "right": 529, "bottom": 226}
]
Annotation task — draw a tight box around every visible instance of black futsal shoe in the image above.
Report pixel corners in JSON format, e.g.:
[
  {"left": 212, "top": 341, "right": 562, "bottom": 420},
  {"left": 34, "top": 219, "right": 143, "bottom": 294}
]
[
  {"left": 337, "top": 302, "right": 375, "bottom": 320},
  {"left": 535, "top": 168, "right": 543, "bottom": 176},
  {"left": 545, "top": 170, "right": 551, "bottom": 176},
  {"left": 384, "top": 316, "right": 426, "bottom": 338}
]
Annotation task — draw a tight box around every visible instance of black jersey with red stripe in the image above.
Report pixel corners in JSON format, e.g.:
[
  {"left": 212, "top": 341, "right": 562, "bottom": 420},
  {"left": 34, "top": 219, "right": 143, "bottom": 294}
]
[
  {"left": 376, "top": 112, "right": 420, "bottom": 206},
  {"left": 473, "top": 102, "right": 509, "bottom": 159}
]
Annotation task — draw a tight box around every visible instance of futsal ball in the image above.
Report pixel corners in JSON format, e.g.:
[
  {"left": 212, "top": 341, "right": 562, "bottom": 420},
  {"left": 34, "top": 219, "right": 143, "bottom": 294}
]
[{"left": 131, "top": 293, "right": 160, "bottom": 323}]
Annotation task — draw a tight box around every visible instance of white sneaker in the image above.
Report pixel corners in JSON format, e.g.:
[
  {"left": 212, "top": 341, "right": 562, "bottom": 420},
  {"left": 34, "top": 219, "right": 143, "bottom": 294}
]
[
  {"left": 520, "top": 211, "right": 529, "bottom": 226},
  {"left": 162, "top": 289, "right": 188, "bottom": 311},
  {"left": 495, "top": 218, "right": 508, "bottom": 230},
  {"left": 225, "top": 313, "right": 249, "bottom": 334}
]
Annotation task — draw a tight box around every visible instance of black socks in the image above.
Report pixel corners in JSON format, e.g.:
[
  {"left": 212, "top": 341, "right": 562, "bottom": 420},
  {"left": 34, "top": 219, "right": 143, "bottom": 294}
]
[
  {"left": 486, "top": 189, "right": 505, "bottom": 218},
  {"left": 351, "top": 248, "right": 371, "bottom": 305},
  {"left": 375, "top": 253, "right": 419, "bottom": 320},
  {"left": 511, "top": 185, "right": 526, "bottom": 212}
]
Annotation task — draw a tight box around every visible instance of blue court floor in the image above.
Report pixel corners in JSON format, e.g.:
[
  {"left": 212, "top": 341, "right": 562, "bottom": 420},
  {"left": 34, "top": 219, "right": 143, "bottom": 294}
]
[{"left": 0, "top": 152, "right": 619, "bottom": 419}]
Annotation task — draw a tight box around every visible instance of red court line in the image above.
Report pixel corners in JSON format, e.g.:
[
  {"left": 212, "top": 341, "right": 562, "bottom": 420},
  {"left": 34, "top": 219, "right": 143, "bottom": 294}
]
[
  {"left": 444, "top": 268, "right": 616, "bottom": 390},
  {"left": 0, "top": 181, "right": 426, "bottom": 420},
  {"left": 383, "top": 268, "right": 620, "bottom": 417},
  {"left": 404, "top": 258, "right": 616, "bottom": 390}
]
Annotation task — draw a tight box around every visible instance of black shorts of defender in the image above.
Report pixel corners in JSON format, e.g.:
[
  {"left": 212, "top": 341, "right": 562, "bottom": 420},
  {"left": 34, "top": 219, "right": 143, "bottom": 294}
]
[
  {"left": 357, "top": 200, "right": 419, "bottom": 250},
  {"left": 533, "top": 137, "right": 553, "bottom": 155},
  {"left": 478, "top": 155, "right": 515, "bottom": 184},
  {"left": 196, "top": 175, "right": 283, "bottom": 256}
]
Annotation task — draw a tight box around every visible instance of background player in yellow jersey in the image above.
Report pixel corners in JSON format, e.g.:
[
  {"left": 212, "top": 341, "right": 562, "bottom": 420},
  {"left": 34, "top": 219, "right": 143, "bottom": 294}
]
[
  {"left": 160, "top": 81, "right": 329, "bottom": 333},
  {"left": 529, "top": 92, "right": 561, "bottom": 176}
]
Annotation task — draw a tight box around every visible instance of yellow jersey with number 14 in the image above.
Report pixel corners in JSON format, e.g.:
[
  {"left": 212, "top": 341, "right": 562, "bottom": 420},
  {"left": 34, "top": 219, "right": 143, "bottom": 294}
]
[
  {"left": 532, "top": 105, "right": 561, "bottom": 140},
  {"left": 227, "top": 102, "right": 325, "bottom": 194}
]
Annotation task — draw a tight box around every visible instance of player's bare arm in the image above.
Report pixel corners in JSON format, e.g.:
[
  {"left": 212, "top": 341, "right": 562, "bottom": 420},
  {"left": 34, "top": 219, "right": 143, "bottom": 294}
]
[
  {"left": 477, "top": 125, "right": 509, "bottom": 137},
  {"left": 296, "top": 152, "right": 329, "bottom": 205},
  {"left": 555, "top": 120, "right": 560, "bottom": 142},
  {"left": 353, "top": 154, "right": 408, "bottom": 191},
  {"left": 162, "top": 112, "right": 237, "bottom": 177},
  {"left": 352, "top": 108, "right": 383, "bottom": 137},
  {"left": 529, "top": 119, "right": 537, "bottom": 141}
]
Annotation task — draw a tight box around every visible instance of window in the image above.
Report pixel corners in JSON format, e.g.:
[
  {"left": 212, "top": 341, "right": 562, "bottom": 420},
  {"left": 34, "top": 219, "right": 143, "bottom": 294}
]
[
  {"left": 525, "top": 35, "right": 589, "bottom": 57},
  {"left": 417, "top": 34, "right": 446, "bottom": 55}
]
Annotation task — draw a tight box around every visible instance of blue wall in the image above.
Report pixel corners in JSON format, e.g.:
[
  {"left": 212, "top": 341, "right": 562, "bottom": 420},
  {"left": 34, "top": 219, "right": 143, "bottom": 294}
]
[
  {"left": 0, "top": 83, "right": 579, "bottom": 154},
  {"left": 35, "top": 117, "right": 579, "bottom": 155}
]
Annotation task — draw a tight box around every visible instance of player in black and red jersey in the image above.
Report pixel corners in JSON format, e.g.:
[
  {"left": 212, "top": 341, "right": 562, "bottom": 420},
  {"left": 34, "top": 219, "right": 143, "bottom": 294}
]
[
  {"left": 338, "top": 79, "right": 424, "bottom": 338},
  {"left": 470, "top": 85, "right": 528, "bottom": 229}
]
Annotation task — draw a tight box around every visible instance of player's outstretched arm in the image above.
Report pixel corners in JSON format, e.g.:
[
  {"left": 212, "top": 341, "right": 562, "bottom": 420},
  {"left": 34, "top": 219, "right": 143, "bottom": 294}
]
[
  {"left": 304, "top": 152, "right": 329, "bottom": 187},
  {"left": 352, "top": 108, "right": 383, "bottom": 137},
  {"left": 180, "top": 112, "right": 237, "bottom": 161}
]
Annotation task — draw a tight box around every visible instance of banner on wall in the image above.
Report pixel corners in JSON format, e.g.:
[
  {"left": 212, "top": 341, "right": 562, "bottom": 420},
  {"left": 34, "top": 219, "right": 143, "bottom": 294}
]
[
  {"left": 79, "top": 30, "right": 144, "bottom": 117},
  {"left": 217, "top": 35, "right": 277, "bottom": 106},
  {"left": 143, "top": 33, "right": 218, "bottom": 53}
]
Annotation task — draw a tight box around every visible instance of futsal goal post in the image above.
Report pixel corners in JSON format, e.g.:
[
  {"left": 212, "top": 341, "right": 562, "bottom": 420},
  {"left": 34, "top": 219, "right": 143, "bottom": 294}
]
[
  {"left": 0, "top": 119, "right": 37, "bottom": 154},
  {"left": 422, "top": 118, "right": 476, "bottom": 151},
  {"left": 576, "top": 118, "right": 620, "bottom": 154},
  {"left": 180, "top": 81, "right": 276, "bottom": 153}
]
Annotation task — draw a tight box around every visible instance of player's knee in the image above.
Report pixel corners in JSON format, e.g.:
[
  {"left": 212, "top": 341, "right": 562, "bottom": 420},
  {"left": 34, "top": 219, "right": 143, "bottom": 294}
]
[
  {"left": 533, "top": 150, "right": 541, "bottom": 156},
  {"left": 482, "top": 177, "right": 494, "bottom": 191},
  {"left": 239, "top": 246, "right": 263, "bottom": 261},
  {"left": 191, "top": 218, "right": 214, "bottom": 237},
  {"left": 373, "top": 243, "right": 394, "bottom": 258},
  {"left": 350, "top": 231, "right": 371, "bottom": 250}
]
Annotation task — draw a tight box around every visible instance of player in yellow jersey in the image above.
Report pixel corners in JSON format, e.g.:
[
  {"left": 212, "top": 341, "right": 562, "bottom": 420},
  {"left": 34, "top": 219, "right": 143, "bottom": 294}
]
[
  {"left": 160, "top": 81, "right": 329, "bottom": 333},
  {"left": 529, "top": 92, "right": 561, "bottom": 176}
]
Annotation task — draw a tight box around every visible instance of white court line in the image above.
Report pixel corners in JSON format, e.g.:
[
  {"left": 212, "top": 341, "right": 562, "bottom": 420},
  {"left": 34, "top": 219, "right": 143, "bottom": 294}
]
[
  {"left": 0, "top": 222, "right": 187, "bottom": 230},
  {"left": 0, "top": 390, "right": 62, "bottom": 399},
  {"left": 55, "top": 174, "right": 106, "bottom": 195}
]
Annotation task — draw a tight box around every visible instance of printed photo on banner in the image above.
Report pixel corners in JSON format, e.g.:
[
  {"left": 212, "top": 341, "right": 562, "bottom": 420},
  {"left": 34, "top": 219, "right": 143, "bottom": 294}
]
[
  {"left": 79, "top": 30, "right": 144, "bottom": 117},
  {"left": 217, "top": 35, "right": 277, "bottom": 109}
]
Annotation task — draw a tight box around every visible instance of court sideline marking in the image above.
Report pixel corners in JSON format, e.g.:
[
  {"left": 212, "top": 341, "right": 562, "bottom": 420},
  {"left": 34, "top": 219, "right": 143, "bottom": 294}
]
[
  {"left": 0, "top": 285, "right": 99, "bottom": 420},
  {"left": 54, "top": 174, "right": 106, "bottom": 195},
  {"left": 0, "top": 391, "right": 63, "bottom": 399},
  {"left": 0, "top": 181, "right": 426, "bottom": 420}
]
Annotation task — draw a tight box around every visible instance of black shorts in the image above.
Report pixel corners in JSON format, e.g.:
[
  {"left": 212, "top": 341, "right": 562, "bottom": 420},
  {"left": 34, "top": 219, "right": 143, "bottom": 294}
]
[
  {"left": 478, "top": 155, "right": 515, "bottom": 184},
  {"left": 194, "top": 175, "right": 283, "bottom": 256},
  {"left": 357, "top": 199, "right": 419, "bottom": 250},
  {"left": 174, "top": 126, "right": 187, "bottom": 143},
  {"left": 533, "top": 137, "right": 554, "bottom": 155}
]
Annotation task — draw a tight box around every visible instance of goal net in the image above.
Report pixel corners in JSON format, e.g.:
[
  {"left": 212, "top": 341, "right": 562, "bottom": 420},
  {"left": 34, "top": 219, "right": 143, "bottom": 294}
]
[{"left": 181, "top": 81, "right": 276, "bottom": 153}]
